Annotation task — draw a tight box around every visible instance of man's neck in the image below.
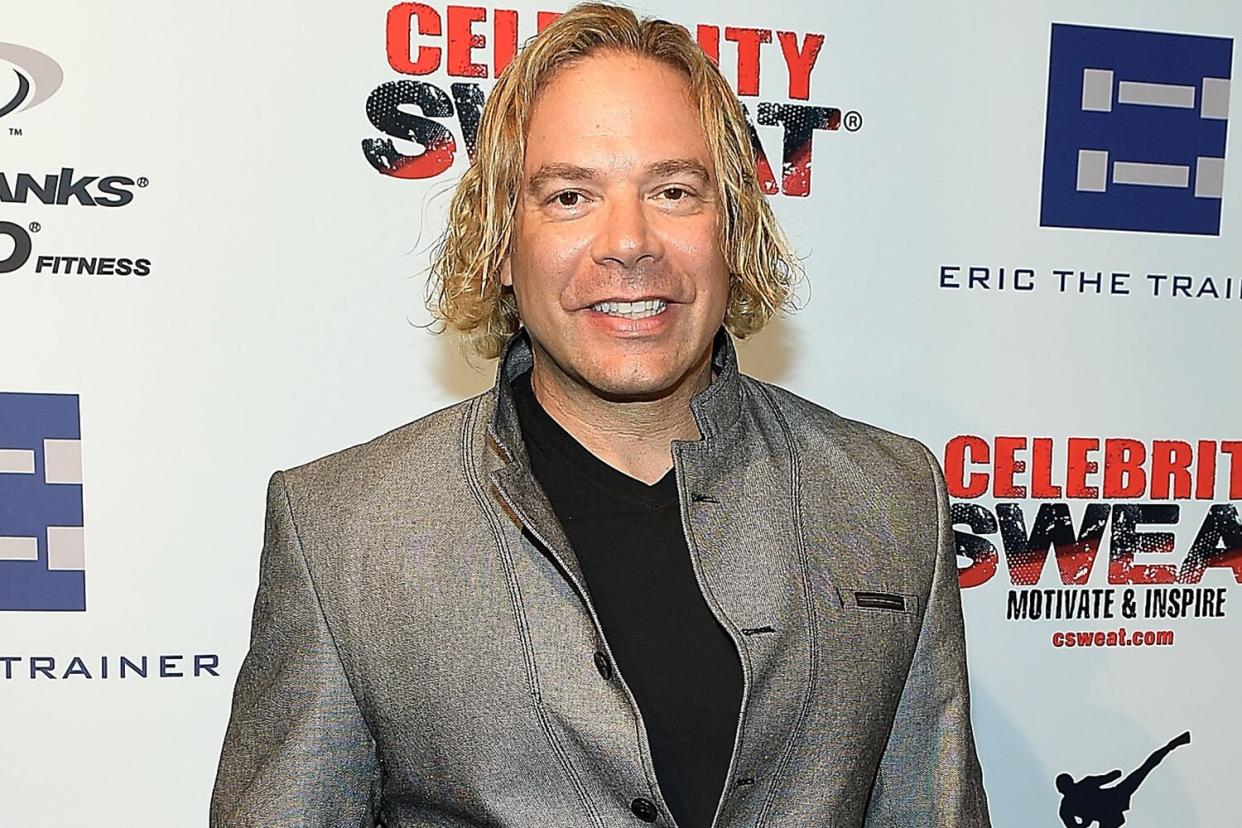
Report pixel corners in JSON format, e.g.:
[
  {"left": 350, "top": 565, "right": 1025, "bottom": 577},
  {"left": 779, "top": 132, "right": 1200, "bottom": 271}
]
[{"left": 527, "top": 348, "right": 712, "bottom": 485}]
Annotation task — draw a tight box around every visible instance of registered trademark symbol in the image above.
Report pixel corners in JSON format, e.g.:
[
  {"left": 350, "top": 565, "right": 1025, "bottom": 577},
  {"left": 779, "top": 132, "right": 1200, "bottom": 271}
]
[
  {"left": 843, "top": 111, "right": 863, "bottom": 132},
  {"left": 28, "top": 222, "right": 40, "bottom": 233},
  {"left": 137, "top": 177, "right": 149, "bottom": 187}
]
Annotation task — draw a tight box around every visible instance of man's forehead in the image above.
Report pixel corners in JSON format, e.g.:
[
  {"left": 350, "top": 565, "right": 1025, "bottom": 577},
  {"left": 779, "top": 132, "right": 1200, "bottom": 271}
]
[
  {"left": 527, "top": 52, "right": 701, "bottom": 132},
  {"left": 523, "top": 52, "right": 710, "bottom": 181}
]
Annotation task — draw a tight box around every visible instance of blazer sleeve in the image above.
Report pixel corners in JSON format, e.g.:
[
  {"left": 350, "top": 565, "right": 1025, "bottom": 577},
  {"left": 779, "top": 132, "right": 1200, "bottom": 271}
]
[
  {"left": 863, "top": 445, "right": 991, "bottom": 826},
  {"left": 210, "top": 471, "right": 381, "bottom": 826}
]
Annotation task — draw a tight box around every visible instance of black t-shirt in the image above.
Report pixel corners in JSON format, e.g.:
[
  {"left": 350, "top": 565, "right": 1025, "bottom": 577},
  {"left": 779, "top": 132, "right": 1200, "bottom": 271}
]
[{"left": 512, "top": 370, "right": 744, "bottom": 828}]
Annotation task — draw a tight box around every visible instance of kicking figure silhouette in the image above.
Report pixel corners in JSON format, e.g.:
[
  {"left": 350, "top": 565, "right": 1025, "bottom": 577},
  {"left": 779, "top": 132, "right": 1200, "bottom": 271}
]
[{"left": 1056, "top": 731, "right": 1191, "bottom": 828}]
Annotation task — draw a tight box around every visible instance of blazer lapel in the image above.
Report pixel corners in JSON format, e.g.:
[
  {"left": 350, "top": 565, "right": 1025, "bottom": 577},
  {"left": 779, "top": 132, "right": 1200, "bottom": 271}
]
[{"left": 489, "top": 459, "right": 594, "bottom": 610}]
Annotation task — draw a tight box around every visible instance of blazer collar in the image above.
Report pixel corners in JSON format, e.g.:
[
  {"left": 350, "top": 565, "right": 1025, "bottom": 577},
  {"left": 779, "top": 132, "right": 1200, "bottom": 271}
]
[{"left": 486, "top": 326, "right": 744, "bottom": 464}]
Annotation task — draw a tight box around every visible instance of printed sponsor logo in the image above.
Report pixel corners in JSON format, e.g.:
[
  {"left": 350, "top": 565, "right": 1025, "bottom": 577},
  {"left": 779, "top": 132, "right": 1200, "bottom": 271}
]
[
  {"left": 0, "top": 43, "right": 63, "bottom": 119},
  {"left": 0, "top": 393, "right": 85, "bottom": 612},
  {"left": 947, "top": 435, "right": 1241, "bottom": 646},
  {"left": 0, "top": 47, "right": 153, "bottom": 278},
  {"left": 363, "top": 4, "right": 857, "bottom": 197},
  {"left": 1056, "top": 732, "right": 1190, "bottom": 826},
  {"left": 1040, "top": 23, "right": 1233, "bottom": 235},
  {"left": 0, "top": 168, "right": 153, "bottom": 277},
  {"left": 0, "top": 394, "right": 226, "bottom": 677}
]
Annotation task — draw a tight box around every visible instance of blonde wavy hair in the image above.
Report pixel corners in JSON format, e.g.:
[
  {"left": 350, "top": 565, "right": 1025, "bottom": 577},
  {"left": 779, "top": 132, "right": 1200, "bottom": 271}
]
[{"left": 428, "top": 1, "right": 801, "bottom": 358}]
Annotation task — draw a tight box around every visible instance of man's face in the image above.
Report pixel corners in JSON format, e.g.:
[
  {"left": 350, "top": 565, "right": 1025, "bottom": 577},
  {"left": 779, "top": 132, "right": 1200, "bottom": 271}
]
[{"left": 502, "top": 50, "right": 730, "bottom": 400}]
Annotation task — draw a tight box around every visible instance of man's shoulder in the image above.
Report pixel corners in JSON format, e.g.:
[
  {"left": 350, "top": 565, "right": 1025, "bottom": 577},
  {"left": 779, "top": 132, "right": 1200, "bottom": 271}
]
[
  {"left": 277, "top": 392, "right": 490, "bottom": 511},
  {"left": 741, "top": 375, "right": 937, "bottom": 490}
]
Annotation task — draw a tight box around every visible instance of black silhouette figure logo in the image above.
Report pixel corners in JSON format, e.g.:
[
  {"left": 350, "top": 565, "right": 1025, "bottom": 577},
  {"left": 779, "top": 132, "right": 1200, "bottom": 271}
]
[{"left": 1056, "top": 731, "right": 1191, "bottom": 828}]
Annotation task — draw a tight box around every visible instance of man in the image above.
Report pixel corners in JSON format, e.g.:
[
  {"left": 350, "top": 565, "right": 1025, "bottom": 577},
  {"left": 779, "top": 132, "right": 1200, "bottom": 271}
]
[{"left": 211, "top": 3, "right": 991, "bottom": 826}]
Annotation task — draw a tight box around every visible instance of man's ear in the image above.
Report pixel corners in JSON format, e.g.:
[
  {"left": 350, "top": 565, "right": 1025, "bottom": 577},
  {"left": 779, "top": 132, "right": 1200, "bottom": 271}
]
[{"left": 499, "top": 256, "right": 513, "bottom": 288}]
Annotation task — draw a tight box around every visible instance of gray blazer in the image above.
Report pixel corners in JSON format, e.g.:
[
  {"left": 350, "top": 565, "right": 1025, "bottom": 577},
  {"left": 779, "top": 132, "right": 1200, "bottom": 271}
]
[{"left": 211, "top": 330, "right": 991, "bottom": 827}]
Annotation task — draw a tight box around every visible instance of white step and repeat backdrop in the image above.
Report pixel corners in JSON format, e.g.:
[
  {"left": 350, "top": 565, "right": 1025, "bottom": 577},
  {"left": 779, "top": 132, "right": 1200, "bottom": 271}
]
[{"left": 3, "top": 1, "right": 1239, "bottom": 825}]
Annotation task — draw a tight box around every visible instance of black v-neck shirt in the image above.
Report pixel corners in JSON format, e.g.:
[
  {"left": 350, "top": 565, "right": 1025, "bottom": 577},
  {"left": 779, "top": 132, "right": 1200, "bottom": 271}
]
[{"left": 512, "top": 370, "right": 744, "bottom": 828}]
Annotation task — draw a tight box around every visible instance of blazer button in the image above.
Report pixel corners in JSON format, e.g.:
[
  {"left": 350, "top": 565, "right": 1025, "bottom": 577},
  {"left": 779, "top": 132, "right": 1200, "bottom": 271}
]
[
  {"left": 629, "top": 797, "right": 659, "bottom": 822},
  {"left": 593, "top": 651, "right": 613, "bottom": 680}
]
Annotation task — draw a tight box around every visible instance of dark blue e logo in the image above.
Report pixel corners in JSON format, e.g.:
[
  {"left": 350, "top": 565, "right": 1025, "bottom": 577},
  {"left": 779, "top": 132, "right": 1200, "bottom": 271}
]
[
  {"left": 0, "top": 393, "right": 86, "bottom": 612},
  {"left": 1040, "top": 24, "right": 1232, "bottom": 235}
]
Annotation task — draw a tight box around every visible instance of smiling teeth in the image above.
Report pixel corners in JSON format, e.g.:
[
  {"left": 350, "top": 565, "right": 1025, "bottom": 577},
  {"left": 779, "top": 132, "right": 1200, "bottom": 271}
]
[{"left": 591, "top": 299, "right": 668, "bottom": 318}]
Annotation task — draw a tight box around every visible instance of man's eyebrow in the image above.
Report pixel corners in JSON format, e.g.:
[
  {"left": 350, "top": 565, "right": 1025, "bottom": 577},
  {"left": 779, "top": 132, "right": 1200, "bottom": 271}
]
[
  {"left": 526, "top": 159, "right": 713, "bottom": 193},
  {"left": 646, "top": 158, "right": 712, "bottom": 182},
  {"left": 527, "top": 163, "right": 597, "bottom": 193}
]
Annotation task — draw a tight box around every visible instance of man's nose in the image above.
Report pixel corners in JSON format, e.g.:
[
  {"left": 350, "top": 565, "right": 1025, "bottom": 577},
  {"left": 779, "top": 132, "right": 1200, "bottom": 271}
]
[{"left": 591, "top": 194, "right": 663, "bottom": 269}]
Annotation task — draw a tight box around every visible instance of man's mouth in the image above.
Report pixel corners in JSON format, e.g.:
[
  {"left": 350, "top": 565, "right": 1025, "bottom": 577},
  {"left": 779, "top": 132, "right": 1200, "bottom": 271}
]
[{"left": 588, "top": 299, "right": 669, "bottom": 319}]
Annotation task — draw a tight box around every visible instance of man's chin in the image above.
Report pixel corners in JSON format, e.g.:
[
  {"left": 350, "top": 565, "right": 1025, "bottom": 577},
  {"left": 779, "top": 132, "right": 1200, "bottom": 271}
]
[
  {"left": 585, "top": 378, "right": 679, "bottom": 403},
  {"left": 575, "top": 358, "right": 706, "bottom": 403},
  {"left": 527, "top": 329, "right": 715, "bottom": 403}
]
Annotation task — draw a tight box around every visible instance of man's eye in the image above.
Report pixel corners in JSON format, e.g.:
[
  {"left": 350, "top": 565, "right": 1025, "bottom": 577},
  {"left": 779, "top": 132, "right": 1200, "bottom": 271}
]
[
  {"left": 661, "top": 187, "right": 689, "bottom": 201},
  {"left": 553, "top": 191, "right": 582, "bottom": 207}
]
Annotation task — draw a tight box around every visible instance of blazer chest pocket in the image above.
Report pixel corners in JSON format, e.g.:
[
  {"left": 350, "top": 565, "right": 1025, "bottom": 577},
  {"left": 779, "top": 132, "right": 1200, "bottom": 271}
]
[{"left": 848, "top": 589, "right": 920, "bottom": 617}]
